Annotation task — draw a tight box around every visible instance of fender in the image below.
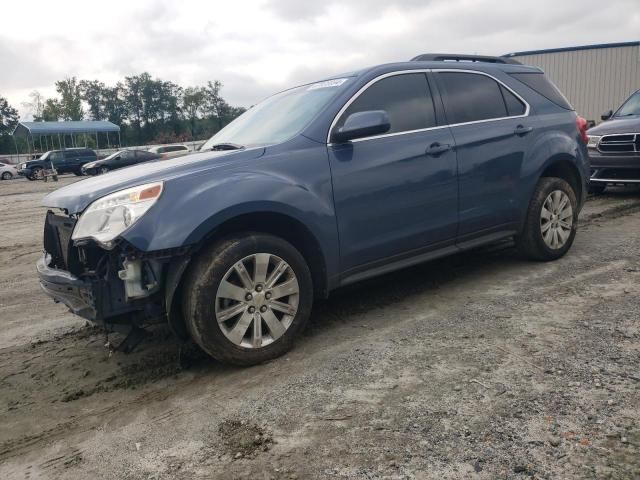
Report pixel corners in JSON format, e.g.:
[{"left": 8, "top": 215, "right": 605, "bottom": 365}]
[
  {"left": 122, "top": 143, "right": 341, "bottom": 281},
  {"left": 516, "top": 128, "right": 588, "bottom": 230}
]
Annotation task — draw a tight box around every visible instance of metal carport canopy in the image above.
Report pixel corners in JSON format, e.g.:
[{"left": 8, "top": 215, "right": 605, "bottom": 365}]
[{"left": 12, "top": 120, "right": 120, "bottom": 137}]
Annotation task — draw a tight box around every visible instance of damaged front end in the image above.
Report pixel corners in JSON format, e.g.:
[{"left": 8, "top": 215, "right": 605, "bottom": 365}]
[{"left": 38, "top": 210, "right": 190, "bottom": 349}]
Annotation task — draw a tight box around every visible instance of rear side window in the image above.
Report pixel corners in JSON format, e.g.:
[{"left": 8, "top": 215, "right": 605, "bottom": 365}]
[
  {"left": 335, "top": 73, "right": 437, "bottom": 137},
  {"left": 437, "top": 72, "right": 508, "bottom": 124},
  {"left": 508, "top": 72, "right": 573, "bottom": 110}
]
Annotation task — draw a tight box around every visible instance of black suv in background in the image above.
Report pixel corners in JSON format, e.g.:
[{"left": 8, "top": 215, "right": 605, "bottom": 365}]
[
  {"left": 18, "top": 148, "right": 97, "bottom": 180},
  {"left": 587, "top": 89, "right": 640, "bottom": 193},
  {"left": 82, "top": 150, "right": 161, "bottom": 175}
]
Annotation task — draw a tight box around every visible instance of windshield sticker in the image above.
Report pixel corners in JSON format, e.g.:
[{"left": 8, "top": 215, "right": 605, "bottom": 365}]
[{"left": 307, "top": 78, "right": 349, "bottom": 90}]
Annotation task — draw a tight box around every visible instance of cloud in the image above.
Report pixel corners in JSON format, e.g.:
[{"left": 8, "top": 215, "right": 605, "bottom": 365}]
[{"left": 1, "top": 0, "right": 638, "bottom": 117}]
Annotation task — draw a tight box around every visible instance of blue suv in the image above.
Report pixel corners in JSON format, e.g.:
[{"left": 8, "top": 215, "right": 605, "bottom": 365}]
[{"left": 39, "top": 54, "right": 589, "bottom": 365}]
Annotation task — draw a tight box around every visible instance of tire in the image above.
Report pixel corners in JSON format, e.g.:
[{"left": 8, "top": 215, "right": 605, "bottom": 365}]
[
  {"left": 32, "top": 167, "right": 43, "bottom": 180},
  {"left": 1, "top": 172, "right": 12, "bottom": 180},
  {"left": 100, "top": 166, "right": 109, "bottom": 174},
  {"left": 182, "top": 233, "right": 313, "bottom": 366},
  {"left": 588, "top": 183, "right": 606, "bottom": 195},
  {"left": 516, "top": 177, "right": 578, "bottom": 261}
]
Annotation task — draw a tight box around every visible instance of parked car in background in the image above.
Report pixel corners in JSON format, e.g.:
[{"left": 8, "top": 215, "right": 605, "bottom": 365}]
[
  {"left": 587, "top": 89, "right": 640, "bottom": 194},
  {"left": 18, "top": 149, "right": 97, "bottom": 180},
  {"left": 148, "top": 144, "right": 191, "bottom": 159},
  {"left": 0, "top": 161, "right": 18, "bottom": 180},
  {"left": 82, "top": 150, "right": 161, "bottom": 175},
  {"left": 38, "top": 54, "right": 588, "bottom": 366}
]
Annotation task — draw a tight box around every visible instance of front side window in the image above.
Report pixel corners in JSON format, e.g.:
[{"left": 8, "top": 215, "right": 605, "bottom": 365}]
[
  {"left": 334, "top": 73, "right": 436, "bottom": 139},
  {"left": 437, "top": 72, "right": 509, "bottom": 124}
]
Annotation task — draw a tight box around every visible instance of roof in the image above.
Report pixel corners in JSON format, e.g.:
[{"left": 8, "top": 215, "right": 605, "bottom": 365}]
[
  {"left": 503, "top": 41, "right": 640, "bottom": 58},
  {"left": 12, "top": 120, "right": 120, "bottom": 137}
]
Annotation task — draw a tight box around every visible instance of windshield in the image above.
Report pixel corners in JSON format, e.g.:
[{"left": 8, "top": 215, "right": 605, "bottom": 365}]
[
  {"left": 200, "top": 78, "right": 351, "bottom": 150},
  {"left": 615, "top": 90, "right": 640, "bottom": 117}
]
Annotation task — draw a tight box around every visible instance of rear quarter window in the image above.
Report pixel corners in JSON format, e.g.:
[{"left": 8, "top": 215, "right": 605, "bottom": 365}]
[{"left": 508, "top": 72, "right": 573, "bottom": 110}]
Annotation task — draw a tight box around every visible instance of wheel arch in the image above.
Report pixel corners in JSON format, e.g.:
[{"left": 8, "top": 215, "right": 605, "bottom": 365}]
[
  {"left": 165, "top": 210, "right": 330, "bottom": 339},
  {"left": 539, "top": 154, "right": 584, "bottom": 205}
]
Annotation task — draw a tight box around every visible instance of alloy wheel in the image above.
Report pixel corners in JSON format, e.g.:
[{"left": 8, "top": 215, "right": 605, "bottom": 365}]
[
  {"left": 540, "top": 190, "right": 573, "bottom": 249},
  {"left": 215, "top": 253, "right": 300, "bottom": 348}
]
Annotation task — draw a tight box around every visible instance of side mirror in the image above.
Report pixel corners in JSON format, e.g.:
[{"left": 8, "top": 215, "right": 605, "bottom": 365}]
[
  {"left": 333, "top": 110, "right": 390, "bottom": 143},
  {"left": 601, "top": 110, "right": 613, "bottom": 121}
]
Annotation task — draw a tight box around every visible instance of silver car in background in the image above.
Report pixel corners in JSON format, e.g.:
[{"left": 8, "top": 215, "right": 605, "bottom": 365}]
[{"left": 0, "top": 161, "right": 18, "bottom": 180}]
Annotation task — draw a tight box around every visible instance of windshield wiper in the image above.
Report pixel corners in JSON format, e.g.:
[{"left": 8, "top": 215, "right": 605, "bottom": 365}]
[{"left": 207, "top": 142, "right": 245, "bottom": 151}]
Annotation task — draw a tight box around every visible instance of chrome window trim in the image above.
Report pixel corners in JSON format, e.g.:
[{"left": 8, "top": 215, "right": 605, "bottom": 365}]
[{"left": 326, "top": 68, "right": 530, "bottom": 145}]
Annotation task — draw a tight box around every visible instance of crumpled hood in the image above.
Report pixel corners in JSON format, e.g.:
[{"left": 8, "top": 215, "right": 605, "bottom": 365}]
[
  {"left": 43, "top": 148, "right": 265, "bottom": 214},
  {"left": 588, "top": 115, "right": 640, "bottom": 135}
]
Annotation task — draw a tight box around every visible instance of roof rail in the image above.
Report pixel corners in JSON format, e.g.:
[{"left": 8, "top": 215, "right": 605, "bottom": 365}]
[{"left": 411, "top": 53, "right": 521, "bottom": 65}]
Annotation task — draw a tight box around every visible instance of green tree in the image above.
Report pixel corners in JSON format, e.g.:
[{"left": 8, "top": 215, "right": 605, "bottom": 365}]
[
  {"left": 0, "top": 95, "right": 19, "bottom": 134},
  {"left": 55, "top": 77, "right": 84, "bottom": 120},
  {"left": 182, "top": 86, "right": 206, "bottom": 137},
  {"left": 102, "top": 83, "right": 128, "bottom": 125},
  {"left": 79, "top": 80, "right": 106, "bottom": 120},
  {"left": 41, "top": 98, "right": 62, "bottom": 121}
]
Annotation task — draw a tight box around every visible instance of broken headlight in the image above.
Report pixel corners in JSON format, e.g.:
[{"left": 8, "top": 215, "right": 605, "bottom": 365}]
[{"left": 72, "top": 182, "right": 163, "bottom": 247}]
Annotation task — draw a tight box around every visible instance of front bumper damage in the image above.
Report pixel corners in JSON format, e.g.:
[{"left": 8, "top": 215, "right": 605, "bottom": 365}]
[
  {"left": 37, "top": 253, "right": 97, "bottom": 319},
  {"left": 38, "top": 211, "right": 189, "bottom": 337}
]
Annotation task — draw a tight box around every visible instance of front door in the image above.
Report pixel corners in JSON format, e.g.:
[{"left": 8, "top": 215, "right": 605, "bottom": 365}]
[{"left": 327, "top": 72, "right": 459, "bottom": 273}]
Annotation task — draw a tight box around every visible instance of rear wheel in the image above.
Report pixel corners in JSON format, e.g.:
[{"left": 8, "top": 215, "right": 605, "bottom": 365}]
[
  {"left": 182, "top": 234, "right": 313, "bottom": 366},
  {"left": 1, "top": 172, "right": 12, "bottom": 180},
  {"left": 588, "top": 183, "right": 606, "bottom": 195},
  {"left": 516, "top": 177, "right": 578, "bottom": 261}
]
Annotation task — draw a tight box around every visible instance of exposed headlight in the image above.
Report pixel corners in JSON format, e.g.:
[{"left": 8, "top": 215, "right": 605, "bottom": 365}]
[
  {"left": 587, "top": 135, "right": 601, "bottom": 149},
  {"left": 72, "top": 182, "right": 163, "bottom": 247}
]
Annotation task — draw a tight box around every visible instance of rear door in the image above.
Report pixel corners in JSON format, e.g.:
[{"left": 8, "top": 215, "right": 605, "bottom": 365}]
[
  {"left": 327, "top": 71, "right": 459, "bottom": 273},
  {"left": 63, "top": 150, "right": 79, "bottom": 171},
  {"left": 434, "top": 70, "right": 531, "bottom": 239}
]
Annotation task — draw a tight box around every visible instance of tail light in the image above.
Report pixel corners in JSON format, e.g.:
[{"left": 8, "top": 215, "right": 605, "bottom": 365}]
[{"left": 576, "top": 116, "right": 588, "bottom": 145}]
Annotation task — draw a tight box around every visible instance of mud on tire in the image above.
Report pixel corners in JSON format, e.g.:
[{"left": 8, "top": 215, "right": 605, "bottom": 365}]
[{"left": 516, "top": 177, "right": 578, "bottom": 261}]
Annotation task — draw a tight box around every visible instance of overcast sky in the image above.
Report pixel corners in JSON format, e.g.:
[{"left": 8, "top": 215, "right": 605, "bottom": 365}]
[{"left": 2, "top": 0, "right": 638, "bottom": 117}]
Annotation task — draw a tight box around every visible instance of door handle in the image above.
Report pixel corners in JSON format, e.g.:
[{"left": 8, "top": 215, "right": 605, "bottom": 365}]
[
  {"left": 425, "top": 143, "right": 451, "bottom": 156},
  {"left": 514, "top": 125, "right": 533, "bottom": 136}
]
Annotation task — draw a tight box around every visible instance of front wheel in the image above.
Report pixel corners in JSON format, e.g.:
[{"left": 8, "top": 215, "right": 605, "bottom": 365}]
[
  {"left": 516, "top": 177, "right": 578, "bottom": 261},
  {"left": 100, "top": 166, "right": 110, "bottom": 174},
  {"left": 1, "top": 172, "right": 12, "bottom": 180},
  {"left": 182, "top": 234, "right": 313, "bottom": 366}
]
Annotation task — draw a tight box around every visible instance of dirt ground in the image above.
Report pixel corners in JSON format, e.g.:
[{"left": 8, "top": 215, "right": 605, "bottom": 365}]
[{"left": 0, "top": 175, "right": 639, "bottom": 480}]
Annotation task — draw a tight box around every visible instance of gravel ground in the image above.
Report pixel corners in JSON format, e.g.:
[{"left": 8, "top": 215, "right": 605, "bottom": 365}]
[{"left": 0, "top": 176, "right": 638, "bottom": 479}]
